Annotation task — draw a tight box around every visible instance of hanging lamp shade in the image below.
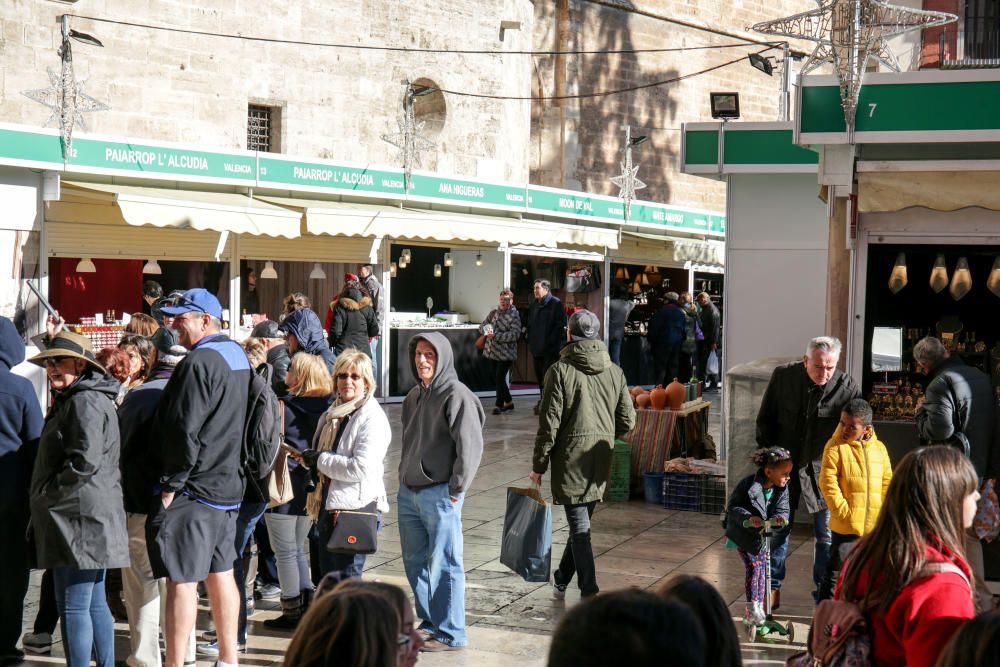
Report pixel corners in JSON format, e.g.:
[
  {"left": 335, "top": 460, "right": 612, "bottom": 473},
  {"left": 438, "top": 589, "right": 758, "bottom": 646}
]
[
  {"left": 390, "top": 262, "right": 398, "bottom": 278},
  {"left": 433, "top": 264, "right": 442, "bottom": 278},
  {"left": 76, "top": 258, "right": 96, "bottom": 273},
  {"left": 929, "top": 254, "right": 949, "bottom": 293},
  {"left": 443, "top": 252, "right": 454, "bottom": 267},
  {"left": 888, "top": 253, "right": 907, "bottom": 294},
  {"left": 142, "top": 259, "right": 162, "bottom": 275},
  {"left": 308, "top": 263, "right": 326, "bottom": 280},
  {"left": 949, "top": 257, "right": 972, "bottom": 301},
  {"left": 475, "top": 253, "right": 483, "bottom": 267},
  {"left": 259, "top": 261, "right": 278, "bottom": 279},
  {"left": 988, "top": 257, "right": 1000, "bottom": 298}
]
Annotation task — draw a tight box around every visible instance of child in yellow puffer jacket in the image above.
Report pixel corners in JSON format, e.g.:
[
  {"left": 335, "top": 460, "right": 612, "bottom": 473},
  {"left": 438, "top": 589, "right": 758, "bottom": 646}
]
[{"left": 817, "top": 398, "right": 892, "bottom": 601}]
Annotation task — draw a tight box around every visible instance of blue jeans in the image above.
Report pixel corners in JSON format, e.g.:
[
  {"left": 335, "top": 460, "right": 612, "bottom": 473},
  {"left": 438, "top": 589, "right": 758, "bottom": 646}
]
[
  {"left": 233, "top": 501, "right": 267, "bottom": 643},
  {"left": 397, "top": 483, "right": 466, "bottom": 647},
  {"left": 608, "top": 338, "right": 623, "bottom": 367},
  {"left": 53, "top": 568, "right": 115, "bottom": 667},
  {"left": 769, "top": 507, "right": 831, "bottom": 594}
]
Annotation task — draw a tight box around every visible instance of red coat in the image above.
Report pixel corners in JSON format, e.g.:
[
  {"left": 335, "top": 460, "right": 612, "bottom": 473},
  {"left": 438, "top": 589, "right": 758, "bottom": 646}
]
[{"left": 837, "top": 543, "right": 974, "bottom": 667}]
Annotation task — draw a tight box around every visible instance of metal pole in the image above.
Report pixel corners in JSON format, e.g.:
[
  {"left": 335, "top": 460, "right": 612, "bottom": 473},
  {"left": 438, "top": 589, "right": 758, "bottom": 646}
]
[{"left": 781, "top": 43, "right": 792, "bottom": 122}]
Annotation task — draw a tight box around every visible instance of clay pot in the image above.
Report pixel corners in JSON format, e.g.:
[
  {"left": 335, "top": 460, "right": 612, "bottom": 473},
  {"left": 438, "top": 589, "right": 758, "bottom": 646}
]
[
  {"left": 629, "top": 386, "right": 645, "bottom": 399},
  {"left": 649, "top": 385, "right": 668, "bottom": 410},
  {"left": 636, "top": 392, "right": 652, "bottom": 409},
  {"left": 666, "top": 378, "right": 686, "bottom": 410}
]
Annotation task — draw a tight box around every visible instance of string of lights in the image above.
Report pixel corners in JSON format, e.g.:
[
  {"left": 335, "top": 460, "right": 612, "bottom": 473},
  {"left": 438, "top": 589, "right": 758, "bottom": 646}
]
[{"left": 67, "top": 14, "right": 784, "bottom": 56}]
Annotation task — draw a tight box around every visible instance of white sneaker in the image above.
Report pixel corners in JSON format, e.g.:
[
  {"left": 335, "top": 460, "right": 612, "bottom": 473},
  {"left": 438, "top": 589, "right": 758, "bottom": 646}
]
[
  {"left": 552, "top": 581, "right": 567, "bottom": 601},
  {"left": 22, "top": 632, "right": 53, "bottom": 654},
  {"left": 745, "top": 602, "right": 766, "bottom": 626}
]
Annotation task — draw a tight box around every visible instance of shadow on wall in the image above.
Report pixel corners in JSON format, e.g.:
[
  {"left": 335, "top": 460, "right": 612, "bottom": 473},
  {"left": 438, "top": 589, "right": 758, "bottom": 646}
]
[{"left": 531, "top": 0, "right": 679, "bottom": 202}]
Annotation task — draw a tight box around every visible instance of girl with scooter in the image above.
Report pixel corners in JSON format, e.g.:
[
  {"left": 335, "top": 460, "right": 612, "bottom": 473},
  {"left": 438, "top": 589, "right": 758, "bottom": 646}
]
[{"left": 725, "top": 447, "right": 792, "bottom": 631}]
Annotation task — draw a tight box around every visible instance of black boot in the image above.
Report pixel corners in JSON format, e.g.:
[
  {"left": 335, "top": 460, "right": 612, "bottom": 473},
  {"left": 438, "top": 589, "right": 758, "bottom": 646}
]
[{"left": 263, "top": 593, "right": 303, "bottom": 630}]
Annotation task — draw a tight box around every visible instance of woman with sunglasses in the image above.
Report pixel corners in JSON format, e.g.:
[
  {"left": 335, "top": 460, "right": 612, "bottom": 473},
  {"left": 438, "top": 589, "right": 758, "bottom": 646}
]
[
  {"left": 296, "top": 349, "right": 391, "bottom": 583},
  {"left": 27, "top": 331, "right": 129, "bottom": 667}
]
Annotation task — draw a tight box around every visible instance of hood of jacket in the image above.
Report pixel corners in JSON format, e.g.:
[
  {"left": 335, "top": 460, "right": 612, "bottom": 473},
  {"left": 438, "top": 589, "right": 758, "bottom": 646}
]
[
  {"left": 559, "top": 339, "right": 611, "bottom": 375},
  {"left": 337, "top": 296, "right": 371, "bottom": 312},
  {"left": 0, "top": 316, "right": 24, "bottom": 370},
  {"left": 279, "top": 308, "right": 328, "bottom": 355},
  {"left": 407, "top": 331, "right": 459, "bottom": 391}
]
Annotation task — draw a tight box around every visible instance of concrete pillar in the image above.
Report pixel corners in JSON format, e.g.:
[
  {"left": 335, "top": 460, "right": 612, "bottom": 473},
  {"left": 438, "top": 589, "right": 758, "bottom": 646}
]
[{"left": 827, "top": 197, "right": 852, "bottom": 368}]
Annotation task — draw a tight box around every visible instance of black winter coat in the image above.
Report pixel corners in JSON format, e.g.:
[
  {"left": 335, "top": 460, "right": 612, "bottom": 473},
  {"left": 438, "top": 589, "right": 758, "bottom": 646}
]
[
  {"left": 698, "top": 301, "right": 721, "bottom": 346},
  {"left": 527, "top": 294, "right": 567, "bottom": 358},
  {"left": 725, "top": 471, "right": 790, "bottom": 554},
  {"left": 270, "top": 393, "right": 333, "bottom": 516},
  {"left": 118, "top": 375, "right": 169, "bottom": 513},
  {"left": 329, "top": 296, "right": 379, "bottom": 358},
  {"left": 756, "top": 361, "right": 861, "bottom": 465},
  {"left": 29, "top": 370, "right": 129, "bottom": 569},
  {"left": 267, "top": 343, "right": 291, "bottom": 397},
  {"left": 916, "top": 355, "right": 995, "bottom": 479}
]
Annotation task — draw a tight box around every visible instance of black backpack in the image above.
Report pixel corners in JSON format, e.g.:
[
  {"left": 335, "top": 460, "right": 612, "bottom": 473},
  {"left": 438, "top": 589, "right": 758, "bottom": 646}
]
[{"left": 242, "top": 363, "right": 282, "bottom": 502}]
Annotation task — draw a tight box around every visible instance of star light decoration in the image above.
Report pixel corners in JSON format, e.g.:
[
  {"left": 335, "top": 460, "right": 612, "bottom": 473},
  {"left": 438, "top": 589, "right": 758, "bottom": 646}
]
[
  {"left": 22, "top": 21, "right": 109, "bottom": 160},
  {"left": 751, "top": 0, "right": 956, "bottom": 140},
  {"left": 610, "top": 125, "right": 646, "bottom": 223},
  {"left": 381, "top": 81, "right": 435, "bottom": 191}
]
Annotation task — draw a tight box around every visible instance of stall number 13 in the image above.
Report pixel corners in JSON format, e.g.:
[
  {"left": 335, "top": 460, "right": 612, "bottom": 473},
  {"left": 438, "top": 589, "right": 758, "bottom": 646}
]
[{"left": 868, "top": 103, "right": 878, "bottom": 118}]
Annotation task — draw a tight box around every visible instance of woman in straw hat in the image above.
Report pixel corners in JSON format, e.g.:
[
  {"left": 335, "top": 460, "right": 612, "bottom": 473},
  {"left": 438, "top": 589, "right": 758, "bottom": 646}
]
[{"left": 28, "top": 331, "right": 129, "bottom": 667}]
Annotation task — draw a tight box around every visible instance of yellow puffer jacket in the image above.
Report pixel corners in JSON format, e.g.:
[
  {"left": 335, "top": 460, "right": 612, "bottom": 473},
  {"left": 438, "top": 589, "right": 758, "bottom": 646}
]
[{"left": 819, "top": 425, "right": 893, "bottom": 537}]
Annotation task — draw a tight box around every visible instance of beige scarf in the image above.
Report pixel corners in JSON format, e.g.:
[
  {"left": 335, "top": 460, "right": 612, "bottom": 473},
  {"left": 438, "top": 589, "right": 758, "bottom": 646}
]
[{"left": 305, "top": 392, "right": 368, "bottom": 521}]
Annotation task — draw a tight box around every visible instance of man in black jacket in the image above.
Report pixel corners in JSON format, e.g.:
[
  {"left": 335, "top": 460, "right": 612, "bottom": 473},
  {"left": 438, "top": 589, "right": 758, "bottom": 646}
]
[
  {"left": 696, "top": 292, "right": 721, "bottom": 390},
  {"left": 150, "top": 289, "right": 251, "bottom": 667},
  {"left": 250, "top": 320, "right": 291, "bottom": 395},
  {"left": 527, "top": 279, "right": 567, "bottom": 415},
  {"left": 755, "top": 336, "right": 860, "bottom": 608},
  {"left": 914, "top": 335, "right": 996, "bottom": 611}
]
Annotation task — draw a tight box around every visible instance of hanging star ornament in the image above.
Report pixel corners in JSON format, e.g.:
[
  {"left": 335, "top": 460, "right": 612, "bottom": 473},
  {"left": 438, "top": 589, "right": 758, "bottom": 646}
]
[
  {"left": 22, "top": 37, "right": 109, "bottom": 160},
  {"left": 752, "top": 0, "right": 956, "bottom": 140},
  {"left": 610, "top": 126, "right": 646, "bottom": 222},
  {"left": 381, "top": 83, "right": 435, "bottom": 190}
]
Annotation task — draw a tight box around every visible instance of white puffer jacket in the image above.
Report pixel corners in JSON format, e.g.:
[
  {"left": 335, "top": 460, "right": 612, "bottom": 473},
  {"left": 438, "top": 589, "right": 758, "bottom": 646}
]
[{"left": 315, "top": 398, "right": 392, "bottom": 513}]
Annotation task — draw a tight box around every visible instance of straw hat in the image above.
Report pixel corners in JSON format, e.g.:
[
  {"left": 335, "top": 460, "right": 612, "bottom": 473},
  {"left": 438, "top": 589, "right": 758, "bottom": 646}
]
[{"left": 28, "top": 331, "right": 108, "bottom": 375}]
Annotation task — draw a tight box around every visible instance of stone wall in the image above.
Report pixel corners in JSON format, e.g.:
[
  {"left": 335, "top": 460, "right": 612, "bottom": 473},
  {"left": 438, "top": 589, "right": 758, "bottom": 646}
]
[
  {"left": 529, "top": 0, "right": 818, "bottom": 213},
  {"left": 0, "top": 0, "right": 534, "bottom": 182}
]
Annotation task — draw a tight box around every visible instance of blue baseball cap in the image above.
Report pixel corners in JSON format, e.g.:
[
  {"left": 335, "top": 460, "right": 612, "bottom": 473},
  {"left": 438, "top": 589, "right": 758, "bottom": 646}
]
[{"left": 160, "top": 288, "right": 223, "bottom": 320}]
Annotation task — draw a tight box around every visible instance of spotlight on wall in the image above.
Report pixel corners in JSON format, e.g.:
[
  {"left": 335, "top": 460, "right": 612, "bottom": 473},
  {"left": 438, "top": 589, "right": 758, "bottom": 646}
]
[
  {"left": 888, "top": 252, "right": 907, "bottom": 294},
  {"left": 709, "top": 92, "right": 740, "bottom": 120},
  {"left": 433, "top": 264, "right": 442, "bottom": 278},
  {"left": 475, "top": 252, "right": 483, "bottom": 267},
  {"left": 929, "top": 254, "right": 949, "bottom": 293},
  {"left": 76, "top": 257, "right": 96, "bottom": 273},
  {"left": 142, "top": 259, "right": 162, "bottom": 275},
  {"left": 443, "top": 252, "right": 454, "bottom": 267},
  {"left": 950, "top": 256, "right": 972, "bottom": 301},
  {"left": 988, "top": 257, "right": 1000, "bottom": 298},
  {"left": 68, "top": 28, "right": 104, "bottom": 48},
  {"left": 309, "top": 263, "right": 326, "bottom": 280},
  {"left": 259, "top": 261, "right": 278, "bottom": 279},
  {"left": 748, "top": 53, "right": 774, "bottom": 76},
  {"left": 629, "top": 135, "right": 648, "bottom": 147},
  {"left": 390, "top": 262, "right": 398, "bottom": 278}
]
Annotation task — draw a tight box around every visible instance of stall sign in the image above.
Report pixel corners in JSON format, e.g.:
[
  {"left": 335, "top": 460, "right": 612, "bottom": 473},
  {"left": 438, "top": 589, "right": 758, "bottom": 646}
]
[
  {"left": 72, "top": 137, "right": 257, "bottom": 184},
  {"left": 257, "top": 154, "right": 406, "bottom": 197},
  {"left": 407, "top": 172, "right": 526, "bottom": 212},
  {"left": 526, "top": 185, "right": 623, "bottom": 223}
]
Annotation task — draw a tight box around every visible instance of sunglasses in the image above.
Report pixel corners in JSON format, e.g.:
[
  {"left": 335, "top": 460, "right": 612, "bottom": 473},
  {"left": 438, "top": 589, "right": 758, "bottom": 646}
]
[
  {"left": 43, "top": 356, "right": 72, "bottom": 368},
  {"left": 336, "top": 372, "right": 363, "bottom": 381}
]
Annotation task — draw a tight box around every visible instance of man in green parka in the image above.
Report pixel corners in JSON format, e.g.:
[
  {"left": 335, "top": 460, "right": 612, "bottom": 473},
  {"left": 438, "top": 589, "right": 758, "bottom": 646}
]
[{"left": 530, "top": 309, "right": 636, "bottom": 599}]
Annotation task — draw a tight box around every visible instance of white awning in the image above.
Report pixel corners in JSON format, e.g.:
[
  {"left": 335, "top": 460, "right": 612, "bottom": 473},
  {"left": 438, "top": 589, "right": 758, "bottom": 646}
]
[
  {"left": 258, "top": 196, "right": 619, "bottom": 249},
  {"left": 61, "top": 181, "right": 301, "bottom": 238},
  {"left": 614, "top": 231, "right": 723, "bottom": 267},
  {"left": 858, "top": 171, "right": 1000, "bottom": 213}
]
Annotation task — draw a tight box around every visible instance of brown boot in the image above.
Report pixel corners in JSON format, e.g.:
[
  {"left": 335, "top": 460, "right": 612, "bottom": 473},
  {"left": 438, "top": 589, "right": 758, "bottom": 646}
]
[
  {"left": 263, "top": 594, "right": 303, "bottom": 630},
  {"left": 770, "top": 589, "right": 780, "bottom": 612}
]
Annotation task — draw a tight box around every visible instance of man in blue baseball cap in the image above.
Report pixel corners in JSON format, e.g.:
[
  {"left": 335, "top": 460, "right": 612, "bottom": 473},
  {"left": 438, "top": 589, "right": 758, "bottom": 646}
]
[{"left": 149, "top": 288, "right": 252, "bottom": 667}]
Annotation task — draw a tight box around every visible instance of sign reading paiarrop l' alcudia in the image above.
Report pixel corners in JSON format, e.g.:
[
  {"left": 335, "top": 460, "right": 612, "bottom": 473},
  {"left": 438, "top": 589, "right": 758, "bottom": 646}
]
[
  {"left": 257, "top": 155, "right": 407, "bottom": 196},
  {"left": 70, "top": 137, "right": 257, "bottom": 183}
]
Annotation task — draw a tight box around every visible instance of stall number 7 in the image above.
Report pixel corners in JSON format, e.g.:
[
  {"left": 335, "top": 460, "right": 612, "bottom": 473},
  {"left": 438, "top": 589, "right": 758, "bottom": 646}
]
[{"left": 868, "top": 103, "right": 878, "bottom": 118}]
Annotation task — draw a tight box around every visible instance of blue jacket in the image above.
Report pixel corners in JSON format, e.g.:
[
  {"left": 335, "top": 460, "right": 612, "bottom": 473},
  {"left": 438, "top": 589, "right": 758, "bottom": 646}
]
[
  {"left": 724, "top": 471, "right": 790, "bottom": 554},
  {"left": 0, "top": 317, "right": 43, "bottom": 502},
  {"left": 647, "top": 303, "right": 686, "bottom": 351},
  {"left": 280, "top": 308, "right": 336, "bottom": 372}
]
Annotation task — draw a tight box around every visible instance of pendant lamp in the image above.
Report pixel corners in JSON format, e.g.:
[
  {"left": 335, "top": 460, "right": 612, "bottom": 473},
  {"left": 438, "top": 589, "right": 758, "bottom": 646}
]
[
  {"left": 308, "top": 263, "right": 326, "bottom": 280},
  {"left": 988, "top": 257, "right": 1000, "bottom": 298},
  {"left": 929, "top": 254, "right": 949, "bottom": 293},
  {"left": 949, "top": 257, "right": 972, "bottom": 301},
  {"left": 142, "top": 259, "right": 162, "bottom": 275},
  {"left": 887, "top": 253, "right": 907, "bottom": 294},
  {"left": 443, "top": 253, "right": 454, "bottom": 267},
  {"left": 76, "top": 258, "right": 96, "bottom": 273},
  {"left": 433, "top": 264, "right": 442, "bottom": 278},
  {"left": 390, "top": 262, "right": 398, "bottom": 278},
  {"left": 259, "top": 261, "right": 278, "bottom": 279}
]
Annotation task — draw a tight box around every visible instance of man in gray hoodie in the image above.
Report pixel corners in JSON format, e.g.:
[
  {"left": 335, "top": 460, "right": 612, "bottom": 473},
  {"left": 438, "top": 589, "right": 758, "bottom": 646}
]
[{"left": 398, "top": 332, "right": 485, "bottom": 652}]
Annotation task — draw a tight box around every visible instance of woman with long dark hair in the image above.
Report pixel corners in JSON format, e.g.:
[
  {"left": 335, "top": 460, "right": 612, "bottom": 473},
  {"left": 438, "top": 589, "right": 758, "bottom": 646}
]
[{"left": 838, "top": 446, "right": 980, "bottom": 667}]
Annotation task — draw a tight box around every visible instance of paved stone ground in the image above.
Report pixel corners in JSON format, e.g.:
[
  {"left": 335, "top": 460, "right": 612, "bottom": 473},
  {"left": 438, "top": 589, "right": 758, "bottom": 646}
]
[{"left": 21, "top": 392, "right": 820, "bottom": 666}]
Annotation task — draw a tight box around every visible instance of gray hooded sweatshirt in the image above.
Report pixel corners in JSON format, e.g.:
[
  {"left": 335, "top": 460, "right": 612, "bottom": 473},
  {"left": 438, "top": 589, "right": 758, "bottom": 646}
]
[{"left": 400, "top": 332, "right": 485, "bottom": 497}]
